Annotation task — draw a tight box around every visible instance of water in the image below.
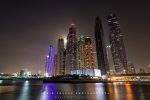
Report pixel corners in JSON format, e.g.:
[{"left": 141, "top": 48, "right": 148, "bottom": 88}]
[{"left": 0, "top": 80, "right": 150, "bottom": 100}]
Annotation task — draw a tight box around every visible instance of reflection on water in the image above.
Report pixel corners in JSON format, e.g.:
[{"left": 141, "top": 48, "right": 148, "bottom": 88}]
[
  {"left": 0, "top": 81, "right": 150, "bottom": 100},
  {"left": 17, "top": 81, "right": 30, "bottom": 100}
]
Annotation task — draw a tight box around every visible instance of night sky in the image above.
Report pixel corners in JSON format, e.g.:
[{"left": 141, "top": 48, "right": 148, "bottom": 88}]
[{"left": 0, "top": 0, "right": 150, "bottom": 74}]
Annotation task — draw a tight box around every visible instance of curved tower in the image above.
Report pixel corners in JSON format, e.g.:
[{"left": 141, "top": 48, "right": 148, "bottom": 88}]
[
  {"left": 47, "top": 45, "right": 54, "bottom": 76},
  {"left": 107, "top": 14, "right": 128, "bottom": 74}
]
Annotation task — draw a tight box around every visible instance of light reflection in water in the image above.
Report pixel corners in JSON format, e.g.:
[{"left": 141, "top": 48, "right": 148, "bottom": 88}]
[
  {"left": 113, "top": 82, "right": 122, "bottom": 100},
  {"left": 125, "top": 84, "right": 134, "bottom": 100},
  {"left": 107, "top": 83, "right": 113, "bottom": 100},
  {"left": 17, "top": 81, "right": 29, "bottom": 100},
  {"left": 38, "top": 83, "right": 56, "bottom": 100}
]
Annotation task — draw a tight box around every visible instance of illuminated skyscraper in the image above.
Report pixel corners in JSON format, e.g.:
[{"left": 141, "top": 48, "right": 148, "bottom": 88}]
[
  {"left": 84, "top": 37, "right": 95, "bottom": 70},
  {"left": 107, "top": 14, "right": 128, "bottom": 74},
  {"left": 127, "top": 61, "right": 136, "bottom": 74},
  {"left": 56, "top": 36, "right": 64, "bottom": 75},
  {"left": 45, "top": 56, "right": 49, "bottom": 75},
  {"left": 46, "top": 45, "right": 54, "bottom": 76},
  {"left": 95, "top": 15, "right": 109, "bottom": 75},
  {"left": 52, "top": 54, "right": 57, "bottom": 76},
  {"left": 76, "top": 35, "right": 85, "bottom": 71},
  {"left": 66, "top": 24, "right": 77, "bottom": 74}
]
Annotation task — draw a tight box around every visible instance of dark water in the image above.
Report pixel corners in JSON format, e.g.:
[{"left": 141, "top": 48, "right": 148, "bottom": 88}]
[{"left": 0, "top": 80, "right": 150, "bottom": 100}]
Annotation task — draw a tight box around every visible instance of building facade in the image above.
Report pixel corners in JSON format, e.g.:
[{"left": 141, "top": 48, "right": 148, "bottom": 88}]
[
  {"left": 76, "top": 35, "right": 85, "bottom": 72},
  {"left": 95, "top": 15, "right": 109, "bottom": 75},
  {"left": 45, "top": 56, "right": 49, "bottom": 76},
  {"left": 127, "top": 61, "right": 136, "bottom": 74},
  {"left": 56, "top": 36, "right": 65, "bottom": 75},
  {"left": 107, "top": 14, "right": 128, "bottom": 74},
  {"left": 83, "top": 37, "right": 95, "bottom": 70},
  {"left": 93, "top": 52, "right": 98, "bottom": 69},
  {"left": 62, "top": 49, "right": 66, "bottom": 75},
  {"left": 52, "top": 54, "right": 57, "bottom": 76},
  {"left": 46, "top": 45, "right": 54, "bottom": 76},
  {"left": 66, "top": 24, "right": 77, "bottom": 74}
]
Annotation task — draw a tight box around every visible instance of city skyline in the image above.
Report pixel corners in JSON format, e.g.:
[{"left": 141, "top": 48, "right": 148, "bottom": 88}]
[{"left": 0, "top": 1, "right": 150, "bottom": 74}]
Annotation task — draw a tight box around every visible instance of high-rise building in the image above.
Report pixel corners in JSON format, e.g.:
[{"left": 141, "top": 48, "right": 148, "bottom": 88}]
[
  {"left": 45, "top": 56, "right": 49, "bottom": 75},
  {"left": 46, "top": 45, "right": 54, "bottom": 76},
  {"left": 56, "top": 36, "right": 64, "bottom": 75},
  {"left": 76, "top": 35, "right": 85, "bottom": 71},
  {"left": 52, "top": 54, "right": 57, "bottom": 76},
  {"left": 95, "top": 15, "right": 109, "bottom": 75},
  {"left": 107, "top": 14, "right": 128, "bottom": 74},
  {"left": 62, "top": 49, "right": 66, "bottom": 75},
  {"left": 84, "top": 37, "right": 95, "bottom": 70},
  {"left": 66, "top": 24, "right": 77, "bottom": 74},
  {"left": 93, "top": 52, "right": 98, "bottom": 69},
  {"left": 127, "top": 61, "right": 136, "bottom": 74}
]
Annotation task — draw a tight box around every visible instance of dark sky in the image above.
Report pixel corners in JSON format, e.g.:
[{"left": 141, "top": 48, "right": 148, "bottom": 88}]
[{"left": 0, "top": 0, "right": 150, "bottom": 74}]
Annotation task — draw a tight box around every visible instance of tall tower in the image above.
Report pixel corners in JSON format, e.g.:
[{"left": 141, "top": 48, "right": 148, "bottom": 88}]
[
  {"left": 76, "top": 35, "right": 85, "bottom": 71},
  {"left": 107, "top": 14, "right": 128, "bottom": 74},
  {"left": 93, "top": 52, "right": 98, "bottom": 69},
  {"left": 95, "top": 15, "right": 109, "bottom": 75},
  {"left": 62, "top": 49, "right": 66, "bottom": 75},
  {"left": 45, "top": 56, "right": 49, "bottom": 76},
  {"left": 56, "top": 36, "right": 64, "bottom": 75},
  {"left": 47, "top": 45, "right": 54, "bottom": 76},
  {"left": 84, "top": 37, "right": 95, "bottom": 70},
  {"left": 66, "top": 24, "right": 77, "bottom": 74},
  {"left": 53, "top": 54, "right": 57, "bottom": 76}
]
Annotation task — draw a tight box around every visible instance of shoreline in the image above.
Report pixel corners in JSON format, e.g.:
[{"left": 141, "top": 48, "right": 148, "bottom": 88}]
[{"left": 1, "top": 78, "right": 150, "bottom": 83}]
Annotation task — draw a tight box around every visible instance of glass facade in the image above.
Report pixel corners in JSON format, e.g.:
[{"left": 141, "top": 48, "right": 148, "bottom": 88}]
[
  {"left": 107, "top": 14, "right": 128, "bottom": 74},
  {"left": 66, "top": 24, "right": 77, "bottom": 74},
  {"left": 46, "top": 45, "right": 54, "bottom": 76},
  {"left": 56, "top": 36, "right": 65, "bottom": 75},
  {"left": 95, "top": 15, "right": 109, "bottom": 75}
]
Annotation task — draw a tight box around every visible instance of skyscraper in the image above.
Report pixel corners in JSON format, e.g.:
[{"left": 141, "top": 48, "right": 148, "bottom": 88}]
[
  {"left": 66, "top": 24, "right": 77, "bottom": 74},
  {"left": 62, "top": 49, "right": 66, "bottom": 75},
  {"left": 52, "top": 54, "right": 57, "bottom": 76},
  {"left": 93, "top": 52, "right": 98, "bottom": 69},
  {"left": 84, "top": 37, "right": 95, "bottom": 70},
  {"left": 45, "top": 56, "right": 49, "bottom": 76},
  {"left": 107, "top": 14, "right": 128, "bottom": 74},
  {"left": 56, "top": 36, "right": 64, "bottom": 75},
  {"left": 95, "top": 15, "right": 109, "bottom": 75},
  {"left": 127, "top": 61, "right": 136, "bottom": 74},
  {"left": 46, "top": 45, "right": 54, "bottom": 76},
  {"left": 76, "top": 35, "right": 85, "bottom": 71}
]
